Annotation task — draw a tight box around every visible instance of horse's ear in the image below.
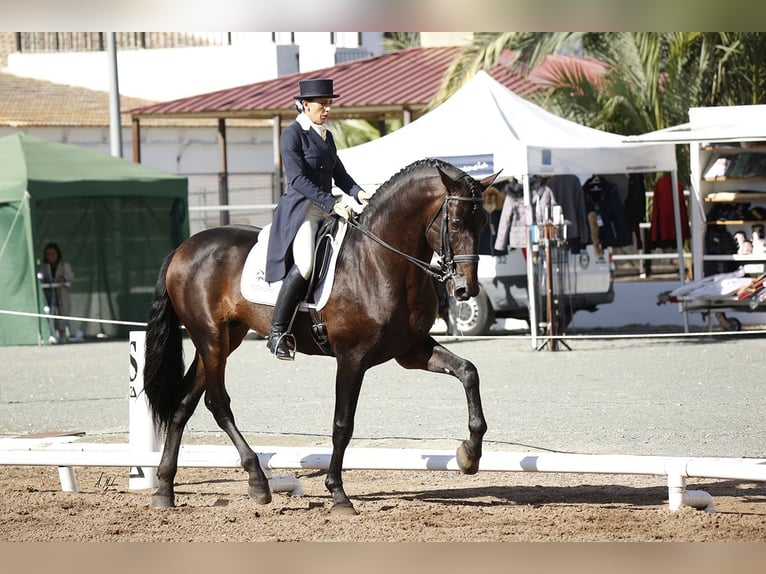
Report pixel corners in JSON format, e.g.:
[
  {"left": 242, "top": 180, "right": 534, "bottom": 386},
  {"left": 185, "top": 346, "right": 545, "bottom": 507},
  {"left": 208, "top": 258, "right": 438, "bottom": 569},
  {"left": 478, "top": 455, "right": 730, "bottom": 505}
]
[
  {"left": 479, "top": 170, "right": 503, "bottom": 190},
  {"left": 436, "top": 166, "right": 459, "bottom": 191}
]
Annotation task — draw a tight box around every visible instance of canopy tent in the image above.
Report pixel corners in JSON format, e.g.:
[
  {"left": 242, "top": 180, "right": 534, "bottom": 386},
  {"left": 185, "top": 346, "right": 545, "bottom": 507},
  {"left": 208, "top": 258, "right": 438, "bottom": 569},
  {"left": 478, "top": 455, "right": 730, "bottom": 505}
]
[
  {"left": 627, "top": 104, "right": 766, "bottom": 304},
  {"left": 0, "top": 133, "right": 189, "bottom": 345},
  {"left": 339, "top": 71, "right": 679, "bottom": 344},
  {"left": 339, "top": 70, "right": 676, "bottom": 187},
  {"left": 627, "top": 105, "right": 766, "bottom": 145}
]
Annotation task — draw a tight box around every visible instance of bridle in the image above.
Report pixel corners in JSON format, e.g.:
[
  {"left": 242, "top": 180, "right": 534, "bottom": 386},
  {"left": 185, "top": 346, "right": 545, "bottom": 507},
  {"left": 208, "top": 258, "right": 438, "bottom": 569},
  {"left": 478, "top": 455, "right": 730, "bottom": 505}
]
[{"left": 346, "top": 187, "right": 484, "bottom": 284}]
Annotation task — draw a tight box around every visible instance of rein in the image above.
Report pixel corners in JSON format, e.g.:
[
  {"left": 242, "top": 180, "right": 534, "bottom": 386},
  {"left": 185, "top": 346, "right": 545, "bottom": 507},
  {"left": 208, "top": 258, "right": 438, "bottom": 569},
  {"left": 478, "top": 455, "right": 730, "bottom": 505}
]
[{"left": 347, "top": 192, "right": 483, "bottom": 283}]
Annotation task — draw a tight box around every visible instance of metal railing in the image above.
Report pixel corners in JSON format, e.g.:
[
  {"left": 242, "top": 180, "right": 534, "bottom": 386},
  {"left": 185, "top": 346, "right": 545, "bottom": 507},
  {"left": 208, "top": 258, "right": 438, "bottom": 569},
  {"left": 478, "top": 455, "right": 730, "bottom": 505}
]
[{"left": 14, "top": 32, "right": 235, "bottom": 53}]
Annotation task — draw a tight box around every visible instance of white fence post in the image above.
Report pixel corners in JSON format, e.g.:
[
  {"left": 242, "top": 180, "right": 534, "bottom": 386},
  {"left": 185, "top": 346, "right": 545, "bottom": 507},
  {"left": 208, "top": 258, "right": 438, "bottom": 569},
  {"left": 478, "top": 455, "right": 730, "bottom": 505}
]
[{"left": 128, "top": 331, "right": 160, "bottom": 489}]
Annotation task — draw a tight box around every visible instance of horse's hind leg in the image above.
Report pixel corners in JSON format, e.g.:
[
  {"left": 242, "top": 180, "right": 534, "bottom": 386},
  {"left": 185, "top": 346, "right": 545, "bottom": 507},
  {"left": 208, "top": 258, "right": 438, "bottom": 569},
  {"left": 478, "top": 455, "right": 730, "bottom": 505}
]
[
  {"left": 153, "top": 354, "right": 205, "bottom": 508},
  {"left": 202, "top": 325, "right": 271, "bottom": 504},
  {"left": 396, "top": 337, "right": 486, "bottom": 474}
]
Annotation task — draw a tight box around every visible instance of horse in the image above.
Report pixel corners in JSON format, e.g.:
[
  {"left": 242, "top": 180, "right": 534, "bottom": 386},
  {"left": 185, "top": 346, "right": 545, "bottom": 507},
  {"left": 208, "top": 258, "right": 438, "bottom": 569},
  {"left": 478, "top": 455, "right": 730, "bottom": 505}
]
[{"left": 143, "top": 158, "right": 500, "bottom": 514}]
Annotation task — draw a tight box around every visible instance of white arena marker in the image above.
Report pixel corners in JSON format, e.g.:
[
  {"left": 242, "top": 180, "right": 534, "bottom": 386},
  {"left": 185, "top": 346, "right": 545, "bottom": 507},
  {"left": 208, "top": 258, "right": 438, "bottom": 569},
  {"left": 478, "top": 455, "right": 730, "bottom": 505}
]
[{"left": 128, "top": 331, "right": 160, "bottom": 489}]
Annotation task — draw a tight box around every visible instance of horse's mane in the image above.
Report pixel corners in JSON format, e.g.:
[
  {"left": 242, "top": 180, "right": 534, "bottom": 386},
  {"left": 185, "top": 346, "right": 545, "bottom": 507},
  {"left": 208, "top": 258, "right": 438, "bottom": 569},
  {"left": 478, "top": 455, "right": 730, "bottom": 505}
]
[{"left": 357, "top": 158, "right": 471, "bottom": 225}]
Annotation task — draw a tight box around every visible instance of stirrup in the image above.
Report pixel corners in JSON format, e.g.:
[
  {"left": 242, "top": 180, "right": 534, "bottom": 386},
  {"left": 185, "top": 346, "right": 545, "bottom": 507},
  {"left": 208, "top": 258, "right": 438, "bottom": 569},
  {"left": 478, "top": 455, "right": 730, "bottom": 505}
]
[{"left": 268, "top": 331, "right": 296, "bottom": 361}]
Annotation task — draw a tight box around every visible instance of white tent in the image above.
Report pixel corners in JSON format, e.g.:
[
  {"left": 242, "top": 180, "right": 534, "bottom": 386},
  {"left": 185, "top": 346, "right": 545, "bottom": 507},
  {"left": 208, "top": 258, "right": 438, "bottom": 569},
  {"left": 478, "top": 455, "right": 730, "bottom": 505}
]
[
  {"left": 627, "top": 105, "right": 766, "bottom": 329},
  {"left": 339, "top": 70, "right": 676, "bottom": 188},
  {"left": 339, "top": 71, "right": 679, "bottom": 345}
]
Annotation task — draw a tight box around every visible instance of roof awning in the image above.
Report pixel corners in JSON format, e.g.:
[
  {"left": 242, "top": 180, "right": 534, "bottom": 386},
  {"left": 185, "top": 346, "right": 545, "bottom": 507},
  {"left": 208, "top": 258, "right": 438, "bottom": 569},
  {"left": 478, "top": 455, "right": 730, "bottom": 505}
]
[{"left": 625, "top": 105, "right": 766, "bottom": 144}]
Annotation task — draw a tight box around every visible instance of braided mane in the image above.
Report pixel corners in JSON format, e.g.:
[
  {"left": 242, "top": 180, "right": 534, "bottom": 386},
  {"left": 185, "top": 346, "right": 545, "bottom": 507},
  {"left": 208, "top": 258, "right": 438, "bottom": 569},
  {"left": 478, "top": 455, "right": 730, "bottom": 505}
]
[{"left": 357, "top": 158, "right": 470, "bottom": 224}]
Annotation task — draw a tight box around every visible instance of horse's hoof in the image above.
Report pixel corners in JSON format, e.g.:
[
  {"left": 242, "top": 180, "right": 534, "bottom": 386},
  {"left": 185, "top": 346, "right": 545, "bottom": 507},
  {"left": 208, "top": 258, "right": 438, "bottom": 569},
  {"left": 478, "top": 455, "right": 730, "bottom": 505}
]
[
  {"left": 330, "top": 502, "right": 359, "bottom": 516},
  {"left": 249, "top": 486, "right": 272, "bottom": 505},
  {"left": 456, "top": 442, "right": 480, "bottom": 475},
  {"left": 151, "top": 494, "right": 175, "bottom": 508}
]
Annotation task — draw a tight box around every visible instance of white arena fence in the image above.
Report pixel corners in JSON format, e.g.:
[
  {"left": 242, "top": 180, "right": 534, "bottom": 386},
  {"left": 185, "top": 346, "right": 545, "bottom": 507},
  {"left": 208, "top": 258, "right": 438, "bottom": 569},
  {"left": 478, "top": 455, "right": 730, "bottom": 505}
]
[{"left": 1, "top": 329, "right": 766, "bottom": 512}]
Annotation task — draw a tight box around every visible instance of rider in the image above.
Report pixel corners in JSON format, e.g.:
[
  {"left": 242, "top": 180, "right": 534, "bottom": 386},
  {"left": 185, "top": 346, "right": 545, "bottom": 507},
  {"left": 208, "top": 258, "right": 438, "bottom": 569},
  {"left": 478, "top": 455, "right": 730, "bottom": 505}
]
[{"left": 265, "top": 78, "right": 372, "bottom": 360}]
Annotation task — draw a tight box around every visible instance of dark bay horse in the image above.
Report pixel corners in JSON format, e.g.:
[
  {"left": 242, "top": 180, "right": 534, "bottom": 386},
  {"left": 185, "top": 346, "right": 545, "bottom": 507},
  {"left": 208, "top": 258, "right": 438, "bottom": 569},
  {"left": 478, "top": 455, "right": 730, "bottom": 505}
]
[{"left": 143, "top": 158, "right": 500, "bottom": 514}]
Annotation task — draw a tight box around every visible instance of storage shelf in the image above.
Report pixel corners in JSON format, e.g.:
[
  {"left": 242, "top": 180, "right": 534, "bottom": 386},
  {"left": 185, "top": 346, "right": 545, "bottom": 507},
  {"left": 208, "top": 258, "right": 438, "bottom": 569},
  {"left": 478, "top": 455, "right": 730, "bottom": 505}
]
[
  {"left": 702, "top": 254, "right": 766, "bottom": 261},
  {"left": 703, "top": 176, "right": 766, "bottom": 183},
  {"left": 702, "top": 145, "right": 766, "bottom": 153},
  {"left": 704, "top": 191, "right": 766, "bottom": 202},
  {"left": 706, "top": 220, "right": 766, "bottom": 226}
]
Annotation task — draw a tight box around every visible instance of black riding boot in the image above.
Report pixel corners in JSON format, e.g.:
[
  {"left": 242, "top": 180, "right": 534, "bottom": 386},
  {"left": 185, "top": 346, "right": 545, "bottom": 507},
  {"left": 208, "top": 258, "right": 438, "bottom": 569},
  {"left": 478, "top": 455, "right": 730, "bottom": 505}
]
[{"left": 267, "top": 265, "right": 309, "bottom": 360}]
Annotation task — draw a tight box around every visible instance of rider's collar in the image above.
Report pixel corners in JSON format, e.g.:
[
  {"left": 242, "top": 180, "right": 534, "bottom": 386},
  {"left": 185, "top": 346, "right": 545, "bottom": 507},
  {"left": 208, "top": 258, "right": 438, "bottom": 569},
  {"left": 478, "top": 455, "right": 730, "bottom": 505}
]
[{"left": 296, "top": 112, "right": 327, "bottom": 141}]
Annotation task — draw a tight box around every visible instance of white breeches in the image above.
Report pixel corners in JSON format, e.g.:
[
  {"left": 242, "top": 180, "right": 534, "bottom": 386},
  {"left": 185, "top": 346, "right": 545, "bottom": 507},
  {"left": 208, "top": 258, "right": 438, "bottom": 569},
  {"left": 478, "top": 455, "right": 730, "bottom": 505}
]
[{"left": 293, "top": 203, "right": 329, "bottom": 280}]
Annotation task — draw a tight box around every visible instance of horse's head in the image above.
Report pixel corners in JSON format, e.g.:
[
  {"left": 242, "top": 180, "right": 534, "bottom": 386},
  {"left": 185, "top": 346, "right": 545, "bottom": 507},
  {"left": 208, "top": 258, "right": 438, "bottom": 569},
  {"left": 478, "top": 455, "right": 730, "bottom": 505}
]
[{"left": 430, "top": 166, "right": 501, "bottom": 301}]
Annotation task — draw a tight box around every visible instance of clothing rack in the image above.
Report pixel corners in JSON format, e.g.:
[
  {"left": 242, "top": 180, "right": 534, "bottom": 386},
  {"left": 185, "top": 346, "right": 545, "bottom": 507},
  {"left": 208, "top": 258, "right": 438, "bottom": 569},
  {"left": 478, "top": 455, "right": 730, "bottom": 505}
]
[{"left": 536, "top": 221, "right": 571, "bottom": 352}]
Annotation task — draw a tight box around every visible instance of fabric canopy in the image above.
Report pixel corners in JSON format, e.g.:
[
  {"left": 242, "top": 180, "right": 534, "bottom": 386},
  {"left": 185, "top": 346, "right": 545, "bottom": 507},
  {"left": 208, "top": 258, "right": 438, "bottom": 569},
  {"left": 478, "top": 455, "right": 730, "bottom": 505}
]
[
  {"left": 339, "top": 70, "right": 676, "bottom": 188},
  {"left": 627, "top": 104, "right": 766, "bottom": 286},
  {"left": 0, "top": 133, "right": 189, "bottom": 345}
]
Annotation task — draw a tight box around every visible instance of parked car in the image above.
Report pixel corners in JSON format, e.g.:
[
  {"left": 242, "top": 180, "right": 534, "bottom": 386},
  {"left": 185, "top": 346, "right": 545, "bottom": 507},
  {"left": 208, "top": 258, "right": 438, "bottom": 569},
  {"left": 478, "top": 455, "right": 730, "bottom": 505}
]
[{"left": 446, "top": 243, "right": 615, "bottom": 336}]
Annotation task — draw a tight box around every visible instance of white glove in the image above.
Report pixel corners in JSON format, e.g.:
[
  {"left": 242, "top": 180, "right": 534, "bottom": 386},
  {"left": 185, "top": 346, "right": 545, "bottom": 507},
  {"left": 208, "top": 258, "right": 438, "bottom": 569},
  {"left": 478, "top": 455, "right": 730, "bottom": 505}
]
[
  {"left": 331, "top": 188, "right": 365, "bottom": 215},
  {"left": 357, "top": 188, "right": 375, "bottom": 207},
  {"left": 333, "top": 201, "right": 354, "bottom": 220}
]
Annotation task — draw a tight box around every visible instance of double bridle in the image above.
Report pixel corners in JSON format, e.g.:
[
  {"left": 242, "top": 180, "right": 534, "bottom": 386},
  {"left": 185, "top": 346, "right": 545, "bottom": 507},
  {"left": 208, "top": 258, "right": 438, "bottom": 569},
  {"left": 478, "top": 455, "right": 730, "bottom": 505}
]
[{"left": 346, "top": 190, "right": 484, "bottom": 283}]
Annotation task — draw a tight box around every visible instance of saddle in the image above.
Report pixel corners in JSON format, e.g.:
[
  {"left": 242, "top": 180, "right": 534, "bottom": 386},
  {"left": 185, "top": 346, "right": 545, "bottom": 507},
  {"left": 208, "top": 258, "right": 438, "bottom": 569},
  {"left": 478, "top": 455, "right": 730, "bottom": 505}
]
[{"left": 240, "top": 217, "right": 347, "bottom": 354}]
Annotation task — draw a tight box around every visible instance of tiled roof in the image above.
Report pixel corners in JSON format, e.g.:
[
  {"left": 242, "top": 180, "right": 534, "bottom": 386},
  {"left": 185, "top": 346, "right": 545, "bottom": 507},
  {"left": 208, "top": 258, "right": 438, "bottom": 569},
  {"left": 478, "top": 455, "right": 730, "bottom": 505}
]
[
  {"left": 1, "top": 47, "right": 606, "bottom": 129},
  {"left": 0, "top": 72, "right": 156, "bottom": 127},
  {"left": 127, "top": 46, "right": 548, "bottom": 122},
  {"left": 0, "top": 72, "right": 268, "bottom": 128}
]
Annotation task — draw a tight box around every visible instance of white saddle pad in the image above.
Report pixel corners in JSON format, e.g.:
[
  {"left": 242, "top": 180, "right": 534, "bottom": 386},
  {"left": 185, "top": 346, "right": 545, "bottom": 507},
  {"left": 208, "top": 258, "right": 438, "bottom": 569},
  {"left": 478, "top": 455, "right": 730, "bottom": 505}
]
[{"left": 240, "top": 221, "right": 348, "bottom": 311}]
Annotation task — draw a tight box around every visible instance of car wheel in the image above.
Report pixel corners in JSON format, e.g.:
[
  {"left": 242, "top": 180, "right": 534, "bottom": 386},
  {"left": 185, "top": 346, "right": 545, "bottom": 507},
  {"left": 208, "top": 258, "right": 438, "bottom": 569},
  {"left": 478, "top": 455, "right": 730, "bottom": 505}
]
[{"left": 449, "top": 287, "right": 495, "bottom": 336}]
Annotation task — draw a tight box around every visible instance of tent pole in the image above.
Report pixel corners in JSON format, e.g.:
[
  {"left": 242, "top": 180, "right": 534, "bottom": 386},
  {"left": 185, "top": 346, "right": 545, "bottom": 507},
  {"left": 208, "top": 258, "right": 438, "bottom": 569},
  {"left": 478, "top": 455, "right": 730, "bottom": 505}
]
[
  {"left": 670, "top": 169, "right": 689, "bottom": 333},
  {"left": 523, "top": 173, "right": 538, "bottom": 350}
]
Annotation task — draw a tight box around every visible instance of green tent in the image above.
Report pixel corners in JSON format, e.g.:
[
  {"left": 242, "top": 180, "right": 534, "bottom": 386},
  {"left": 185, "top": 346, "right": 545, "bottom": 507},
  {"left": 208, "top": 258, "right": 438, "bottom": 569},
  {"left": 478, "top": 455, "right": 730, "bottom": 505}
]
[{"left": 0, "top": 133, "right": 189, "bottom": 345}]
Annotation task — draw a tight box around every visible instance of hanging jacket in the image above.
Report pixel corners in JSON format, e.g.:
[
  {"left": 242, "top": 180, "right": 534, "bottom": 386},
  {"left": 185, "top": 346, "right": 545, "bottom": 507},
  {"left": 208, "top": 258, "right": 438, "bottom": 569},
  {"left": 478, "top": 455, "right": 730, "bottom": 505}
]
[
  {"left": 650, "top": 172, "right": 690, "bottom": 249},
  {"left": 583, "top": 175, "right": 632, "bottom": 247}
]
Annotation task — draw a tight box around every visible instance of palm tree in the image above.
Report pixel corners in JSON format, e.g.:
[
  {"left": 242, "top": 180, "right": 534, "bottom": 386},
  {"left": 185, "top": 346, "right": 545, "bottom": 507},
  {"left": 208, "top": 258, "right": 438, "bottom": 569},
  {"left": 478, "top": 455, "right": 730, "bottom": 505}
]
[
  {"left": 440, "top": 32, "right": 766, "bottom": 184},
  {"left": 382, "top": 32, "right": 420, "bottom": 53},
  {"left": 443, "top": 33, "right": 766, "bottom": 127},
  {"left": 328, "top": 118, "right": 381, "bottom": 150}
]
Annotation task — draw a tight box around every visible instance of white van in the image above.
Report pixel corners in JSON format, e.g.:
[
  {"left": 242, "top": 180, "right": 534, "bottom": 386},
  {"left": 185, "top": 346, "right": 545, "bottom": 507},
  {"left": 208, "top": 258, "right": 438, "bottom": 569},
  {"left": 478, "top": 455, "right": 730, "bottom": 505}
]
[{"left": 447, "top": 244, "right": 615, "bottom": 336}]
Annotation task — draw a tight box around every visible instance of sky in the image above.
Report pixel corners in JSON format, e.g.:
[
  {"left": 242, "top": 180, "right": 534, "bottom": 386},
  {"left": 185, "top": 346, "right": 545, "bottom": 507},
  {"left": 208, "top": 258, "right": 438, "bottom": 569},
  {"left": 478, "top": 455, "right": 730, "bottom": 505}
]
[{"left": 3, "top": 0, "right": 763, "bottom": 32}]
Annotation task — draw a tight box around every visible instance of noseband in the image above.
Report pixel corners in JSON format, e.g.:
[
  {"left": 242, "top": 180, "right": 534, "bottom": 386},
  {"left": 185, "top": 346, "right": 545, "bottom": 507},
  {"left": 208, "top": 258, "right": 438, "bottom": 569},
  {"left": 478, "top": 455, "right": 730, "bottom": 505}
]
[
  {"left": 431, "top": 193, "right": 485, "bottom": 282},
  {"left": 347, "top": 190, "right": 483, "bottom": 283}
]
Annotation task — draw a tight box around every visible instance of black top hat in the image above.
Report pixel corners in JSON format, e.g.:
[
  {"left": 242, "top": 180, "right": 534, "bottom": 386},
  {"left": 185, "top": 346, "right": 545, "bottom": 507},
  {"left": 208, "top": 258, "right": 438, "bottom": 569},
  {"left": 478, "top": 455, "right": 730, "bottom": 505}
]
[{"left": 294, "top": 78, "right": 340, "bottom": 100}]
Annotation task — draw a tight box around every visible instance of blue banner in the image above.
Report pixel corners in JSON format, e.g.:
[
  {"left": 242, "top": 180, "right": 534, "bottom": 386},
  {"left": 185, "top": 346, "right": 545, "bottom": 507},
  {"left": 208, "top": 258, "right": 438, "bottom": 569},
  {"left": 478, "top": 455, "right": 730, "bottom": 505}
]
[{"left": 436, "top": 154, "right": 494, "bottom": 177}]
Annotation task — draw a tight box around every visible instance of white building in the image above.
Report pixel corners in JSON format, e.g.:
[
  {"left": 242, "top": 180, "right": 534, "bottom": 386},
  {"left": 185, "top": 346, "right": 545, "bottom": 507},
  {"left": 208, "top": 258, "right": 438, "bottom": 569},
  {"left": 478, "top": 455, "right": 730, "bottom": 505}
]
[
  {"left": 3, "top": 32, "right": 383, "bottom": 101},
  {"left": 0, "top": 32, "right": 385, "bottom": 233}
]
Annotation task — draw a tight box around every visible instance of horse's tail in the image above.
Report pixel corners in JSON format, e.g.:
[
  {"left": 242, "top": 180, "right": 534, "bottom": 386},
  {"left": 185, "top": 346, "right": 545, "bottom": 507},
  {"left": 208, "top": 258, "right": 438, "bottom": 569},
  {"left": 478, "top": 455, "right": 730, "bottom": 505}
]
[{"left": 143, "top": 249, "right": 184, "bottom": 433}]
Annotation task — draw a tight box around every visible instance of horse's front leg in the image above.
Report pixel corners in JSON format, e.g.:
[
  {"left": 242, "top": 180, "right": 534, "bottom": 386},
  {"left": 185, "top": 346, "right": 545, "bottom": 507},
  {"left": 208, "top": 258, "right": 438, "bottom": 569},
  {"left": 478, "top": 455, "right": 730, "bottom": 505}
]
[
  {"left": 396, "top": 337, "right": 486, "bottom": 474},
  {"left": 325, "top": 358, "right": 365, "bottom": 515}
]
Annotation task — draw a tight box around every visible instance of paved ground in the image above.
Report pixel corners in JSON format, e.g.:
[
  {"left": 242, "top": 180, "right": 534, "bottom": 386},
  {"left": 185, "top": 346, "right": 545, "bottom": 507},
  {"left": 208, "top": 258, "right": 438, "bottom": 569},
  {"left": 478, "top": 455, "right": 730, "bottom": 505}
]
[{"left": 1, "top": 332, "right": 764, "bottom": 460}]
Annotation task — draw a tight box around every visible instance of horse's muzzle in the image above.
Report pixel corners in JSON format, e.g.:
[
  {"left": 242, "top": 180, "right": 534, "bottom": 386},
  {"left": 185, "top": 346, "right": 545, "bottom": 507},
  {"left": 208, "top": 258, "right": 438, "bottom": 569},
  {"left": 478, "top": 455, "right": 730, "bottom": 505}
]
[{"left": 451, "top": 275, "right": 479, "bottom": 301}]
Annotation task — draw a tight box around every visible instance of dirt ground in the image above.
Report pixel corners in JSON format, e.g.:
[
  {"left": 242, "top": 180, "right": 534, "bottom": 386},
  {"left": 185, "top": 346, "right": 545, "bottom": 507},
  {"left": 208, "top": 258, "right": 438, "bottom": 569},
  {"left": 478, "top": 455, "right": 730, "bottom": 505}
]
[
  {"left": 3, "top": 337, "right": 766, "bottom": 546},
  {"left": 2, "top": 463, "right": 766, "bottom": 542}
]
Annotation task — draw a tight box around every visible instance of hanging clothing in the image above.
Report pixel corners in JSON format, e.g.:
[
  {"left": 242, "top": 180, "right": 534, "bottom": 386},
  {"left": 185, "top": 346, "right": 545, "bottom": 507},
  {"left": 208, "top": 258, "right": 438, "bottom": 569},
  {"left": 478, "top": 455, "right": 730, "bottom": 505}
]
[
  {"left": 494, "top": 186, "right": 528, "bottom": 252},
  {"left": 623, "top": 173, "right": 647, "bottom": 249},
  {"left": 546, "top": 174, "right": 589, "bottom": 253},
  {"left": 494, "top": 179, "right": 557, "bottom": 253},
  {"left": 650, "top": 172, "right": 690, "bottom": 249},
  {"left": 583, "top": 175, "right": 632, "bottom": 248},
  {"left": 478, "top": 209, "right": 502, "bottom": 255}
]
